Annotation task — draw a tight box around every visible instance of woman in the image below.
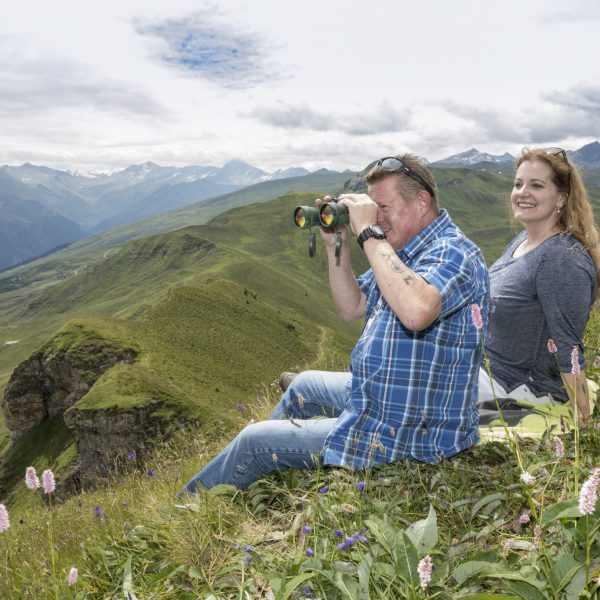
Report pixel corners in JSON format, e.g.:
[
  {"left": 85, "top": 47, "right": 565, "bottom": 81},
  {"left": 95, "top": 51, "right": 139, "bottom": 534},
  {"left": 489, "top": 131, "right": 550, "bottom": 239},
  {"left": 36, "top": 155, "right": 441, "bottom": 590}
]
[{"left": 479, "top": 148, "right": 600, "bottom": 427}]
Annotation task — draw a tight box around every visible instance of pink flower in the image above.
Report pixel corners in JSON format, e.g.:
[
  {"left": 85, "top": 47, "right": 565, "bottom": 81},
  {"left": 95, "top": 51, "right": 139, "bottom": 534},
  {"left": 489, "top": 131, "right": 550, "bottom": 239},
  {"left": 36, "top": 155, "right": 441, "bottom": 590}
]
[
  {"left": 520, "top": 471, "right": 535, "bottom": 485},
  {"left": 67, "top": 567, "right": 78, "bottom": 586},
  {"left": 518, "top": 511, "right": 530, "bottom": 525},
  {"left": 547, "top": 339, "right": 558, "bottom": 354},
  {"left": 470, "top": 304, "right": 483, "bottom": 330},
  {"left": 571, "top": 346, "right": 581, "bottom": 375},
  {"left": 25, "top": 466, "right": 40, "bottom": 490},
  {"left": 579, "top": 468, "right": 600, "bottom": 516},
  {"left": 417, "top": 555, "right": 433, "bottom": 589},
  {"left": 554, "top": 436, "right": 565, "bottom": 460},
  {"left": 42, "top": 469, "right": 55, "bottom": 494},
  {"left": 0, "top": 504, "right": 9, "bottom": 533},
  {"left": 502, "top": 539, "right": 514, "bottom": 559}
]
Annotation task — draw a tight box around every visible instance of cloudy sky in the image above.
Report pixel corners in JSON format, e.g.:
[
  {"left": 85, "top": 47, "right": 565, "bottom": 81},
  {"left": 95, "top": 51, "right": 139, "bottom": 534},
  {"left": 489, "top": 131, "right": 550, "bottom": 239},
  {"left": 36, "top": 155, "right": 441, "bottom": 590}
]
[{"left": 1, "top": 0, "right": 599, "bottom": 173}]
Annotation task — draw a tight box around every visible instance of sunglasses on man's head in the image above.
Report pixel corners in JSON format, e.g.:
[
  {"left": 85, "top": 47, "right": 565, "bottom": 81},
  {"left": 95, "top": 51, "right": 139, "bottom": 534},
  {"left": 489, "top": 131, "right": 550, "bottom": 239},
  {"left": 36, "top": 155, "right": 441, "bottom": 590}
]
[{"left": 374, "top": 157, "right": 435, "bottom": 197}]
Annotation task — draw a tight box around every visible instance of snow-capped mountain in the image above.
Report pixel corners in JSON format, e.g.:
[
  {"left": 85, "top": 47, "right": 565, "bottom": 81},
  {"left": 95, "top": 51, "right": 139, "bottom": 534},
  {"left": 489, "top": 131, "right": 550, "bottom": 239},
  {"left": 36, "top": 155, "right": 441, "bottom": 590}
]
[{"left": 434, "top": 148, "right": 515, "bottom": 165}]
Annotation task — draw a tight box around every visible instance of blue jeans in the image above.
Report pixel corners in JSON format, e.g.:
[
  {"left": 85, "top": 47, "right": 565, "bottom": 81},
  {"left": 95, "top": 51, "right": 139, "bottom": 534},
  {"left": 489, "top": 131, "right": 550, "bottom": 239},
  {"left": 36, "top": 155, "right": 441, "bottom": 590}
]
[{"left": 177, "top": 371, "right": 351, "bottom": 494}]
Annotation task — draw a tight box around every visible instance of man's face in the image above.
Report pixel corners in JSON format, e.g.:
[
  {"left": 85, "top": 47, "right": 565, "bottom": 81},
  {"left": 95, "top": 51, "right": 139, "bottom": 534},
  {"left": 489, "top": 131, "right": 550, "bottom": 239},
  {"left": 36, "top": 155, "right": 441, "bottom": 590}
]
[{"left": 368, "top": 177, "right": 423, "bottom": 251}]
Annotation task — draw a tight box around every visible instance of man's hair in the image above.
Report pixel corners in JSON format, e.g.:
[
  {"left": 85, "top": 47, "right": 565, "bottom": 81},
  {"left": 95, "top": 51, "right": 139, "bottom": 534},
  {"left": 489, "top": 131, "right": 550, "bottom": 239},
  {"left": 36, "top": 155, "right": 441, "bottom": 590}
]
[
  {"left": 364, "top": 153, "right": 439, "bottom": 211},
  {"left": 516, "top": 148, "right": 600, "bottom": 302}
]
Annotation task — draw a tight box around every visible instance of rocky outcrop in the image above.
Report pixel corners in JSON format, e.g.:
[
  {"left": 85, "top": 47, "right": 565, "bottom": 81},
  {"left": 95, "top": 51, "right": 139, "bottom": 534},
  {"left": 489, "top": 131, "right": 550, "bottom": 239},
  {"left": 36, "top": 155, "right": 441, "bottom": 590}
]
[
  {"left": 63, "top": 401, "right": 164, "bottom": 488},
  {"left": 1, "top": 330, "right": 137, "bottom": 442}
]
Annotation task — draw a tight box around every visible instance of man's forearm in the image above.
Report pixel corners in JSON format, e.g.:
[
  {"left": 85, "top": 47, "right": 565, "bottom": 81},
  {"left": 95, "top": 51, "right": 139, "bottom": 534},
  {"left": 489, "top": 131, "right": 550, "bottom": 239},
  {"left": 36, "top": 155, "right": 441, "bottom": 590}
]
[
  {"left": 363, "top": 239, "right": 441, "bottom": 331},
  {"left": 326, "top": 243, "right": 365, "bottom": 321}
]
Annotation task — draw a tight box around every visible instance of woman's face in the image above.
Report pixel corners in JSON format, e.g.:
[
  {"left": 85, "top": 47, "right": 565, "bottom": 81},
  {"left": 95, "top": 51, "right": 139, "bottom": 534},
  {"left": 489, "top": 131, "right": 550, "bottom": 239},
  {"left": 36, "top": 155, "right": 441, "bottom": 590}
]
[{"left": 511, "top": 160, "right": 566, "bottom": 229}]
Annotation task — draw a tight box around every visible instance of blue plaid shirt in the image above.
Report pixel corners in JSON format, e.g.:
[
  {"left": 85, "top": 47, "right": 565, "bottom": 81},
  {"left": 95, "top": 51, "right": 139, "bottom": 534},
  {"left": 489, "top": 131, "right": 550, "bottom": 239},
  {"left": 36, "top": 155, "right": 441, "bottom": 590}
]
[{"left": 323, "top": 210, "right": 489, "bottom": 468}]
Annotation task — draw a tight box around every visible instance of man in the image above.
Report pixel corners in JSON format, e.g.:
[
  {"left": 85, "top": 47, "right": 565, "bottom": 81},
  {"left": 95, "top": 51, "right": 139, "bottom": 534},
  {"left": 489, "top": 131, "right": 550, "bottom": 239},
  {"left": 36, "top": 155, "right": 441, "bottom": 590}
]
[{"left": 178, "top": 154, "right": 489, "bottom": 494}]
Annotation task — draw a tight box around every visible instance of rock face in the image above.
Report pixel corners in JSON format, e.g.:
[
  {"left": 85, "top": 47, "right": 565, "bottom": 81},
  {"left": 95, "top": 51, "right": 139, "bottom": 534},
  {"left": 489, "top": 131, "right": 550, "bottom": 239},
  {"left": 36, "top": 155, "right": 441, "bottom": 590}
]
[
  {"left": 1, "top": 330, "right": 137, "bottom": 442},
  {"left": 63, "top": 402, "right": 163, "bottom": 487}
]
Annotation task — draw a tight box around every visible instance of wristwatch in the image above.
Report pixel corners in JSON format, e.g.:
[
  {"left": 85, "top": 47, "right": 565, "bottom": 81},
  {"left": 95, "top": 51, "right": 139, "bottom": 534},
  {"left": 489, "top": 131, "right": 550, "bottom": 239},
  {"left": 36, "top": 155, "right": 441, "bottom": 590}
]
[{"left": 357, "top": 225, "right": 386, "bottom": 249}]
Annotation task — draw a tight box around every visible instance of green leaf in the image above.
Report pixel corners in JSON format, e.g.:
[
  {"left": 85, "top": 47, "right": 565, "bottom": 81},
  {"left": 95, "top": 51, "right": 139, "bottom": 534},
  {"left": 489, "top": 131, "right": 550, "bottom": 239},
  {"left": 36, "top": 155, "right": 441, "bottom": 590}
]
[
  {"left": 563, "top": 564, "right": 587, "bottom": 600},
  {"left": 333, "top": 572, "right": 360, "bottom": 598},
  {"left": 122, "top": 556, "right": 137, "bottom": 599},
  {"left": 458, "top": 595, "right": 520, "bottom": 599},
  {"left": 356, "top": 554, "right": 372, "bottom": 600},
  {"left": 406, "top": 505, "right": 438, "bottom": 554},
  {"left": 395, "top": 531, "right": 419, "bottom": 588},
  {"left": 540, "top": 498, "right": 580, "bottom": 525},
  {"left": 547, "top": 553, "right": 582, "bottom": 593},
  {"left": 277, "top": 572, "right": 315, "bottom": 600},
  {"left": 364, "top": 516, "right": 396, "bottom": 557},
  {"left": 470, "top": 492, "right": 506, "bottom": 517},
  {"left": 188, "top": 566, "right": 204, "bottom": 579},
  {"left": 504, "top": 580, "right": 548, "bottom": 600},
  {"left": 452, "top": 560, "right": 494, "bottom": 585}
]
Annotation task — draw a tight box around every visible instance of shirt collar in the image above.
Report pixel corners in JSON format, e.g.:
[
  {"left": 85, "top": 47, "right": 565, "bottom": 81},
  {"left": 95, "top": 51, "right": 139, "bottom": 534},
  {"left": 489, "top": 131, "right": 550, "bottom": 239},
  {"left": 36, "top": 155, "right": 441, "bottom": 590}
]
[{"left": 398, "top": 209, "right": 452, "bottom": 261}]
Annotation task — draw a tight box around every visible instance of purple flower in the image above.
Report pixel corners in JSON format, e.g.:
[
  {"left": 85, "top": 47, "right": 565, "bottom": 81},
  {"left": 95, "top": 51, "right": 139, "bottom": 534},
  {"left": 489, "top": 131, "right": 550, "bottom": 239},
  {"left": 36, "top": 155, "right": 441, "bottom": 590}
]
[
  {"left": 471, "top": 303, "right": 483, "bottom": 330},
  {"left": 303, "top": 524, "right": 311, "bottom": 534},
  {"left": 147, "top": 470, "right": 156, "bottom": 478},
  {"left": 358, "top": 534, "right": 368, "bottom": 543},
  {"left": 94, "top": 505, "right": 104, "bottom": 518},
  {"left": 235, "top": 403, "right": 245, "bottom": 413},
  {"left": 579, "top": 468, "right": 600, "bottom": 516},
  {"left": 520, "top": 471, "right": 535, "bottom": 486},
  {"left": 358, "top": 481, "right": 366, "bottom": 491},
  {"left": 0, "top": 504, "right": 10, "bottom": 533},
  {"left": 179, "top": 420, "right": 186, "bottom": 429},
  {"left": 335, "top": 529, "right": 344, "bottom": 538},
  {"left": 123, "top": 501, "right": 129, "bottom": 508},
  {"left": 244, "top": 544, "right": 254, "bottom": 553},
  {"left": 302, "top": 588, "right": 312, "bottom": 597},
  {"left": 247, "top": 556, "right": 252, "bottom": 564},
  {"left": 127, "top": 451, "right": 135, "bottom": 461},
  {"left": 418, "top": 555, "right": 433, "bottom": 589},
  {"left": 67, "top": 567, "right": 78, "bottom": 586},
  {"left": 305, "top": 547, "right": 313, "bottom": 557},
  {"left": 319, "top": 485, "right": 329, "bottom": 494},
  {"left": 571, "top": 346, "right": 581, "bottom": 375},
  {"left": 41, "top": 469, "right": 55, "bottom": 494},
  {"left": 345, "top": 536, "right": 355, "bottom": 547},
  {"left": 554, "top": 436, "right": 565, "bottom": 460},
  {"left": 547, "top": 338, "right": 558, "bottom": 354},
  {"left": 25, "top": 466, "right": 40, "bottom": 490},
  {"left": 336, "top": 542, "right": 347, "bottom": 551}
]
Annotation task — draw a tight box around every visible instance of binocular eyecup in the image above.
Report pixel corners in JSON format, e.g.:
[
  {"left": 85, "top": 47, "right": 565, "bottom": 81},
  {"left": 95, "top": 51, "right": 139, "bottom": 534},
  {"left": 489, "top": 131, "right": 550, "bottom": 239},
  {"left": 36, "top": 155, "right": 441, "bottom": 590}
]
[{"left": 293, "top": 199, "right": 349, "bottom": 230}]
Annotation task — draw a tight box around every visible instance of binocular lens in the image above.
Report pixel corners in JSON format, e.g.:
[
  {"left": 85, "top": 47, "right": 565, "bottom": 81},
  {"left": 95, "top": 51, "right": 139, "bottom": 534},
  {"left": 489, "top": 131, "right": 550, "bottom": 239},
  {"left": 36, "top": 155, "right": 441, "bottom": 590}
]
[
  {"left": 294, "top": 207, "right": 307, "bottom": 228},
  {"left": 320, "top": 204, "right": 335, "bottom": 227}
]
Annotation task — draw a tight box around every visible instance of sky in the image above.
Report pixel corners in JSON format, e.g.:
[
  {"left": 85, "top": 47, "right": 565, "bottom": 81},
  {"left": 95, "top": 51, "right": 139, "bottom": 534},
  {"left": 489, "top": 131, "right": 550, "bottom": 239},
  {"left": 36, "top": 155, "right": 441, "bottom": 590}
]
[{"left": 1, "top": 0, "right": 599, "bottom": 174}]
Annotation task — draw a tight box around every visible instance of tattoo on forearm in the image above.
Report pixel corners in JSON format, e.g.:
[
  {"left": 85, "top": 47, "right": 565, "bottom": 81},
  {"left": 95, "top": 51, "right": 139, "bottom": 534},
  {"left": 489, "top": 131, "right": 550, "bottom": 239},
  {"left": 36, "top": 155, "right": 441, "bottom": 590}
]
[
  {"left": 403, "top": 275, "right": 414, "bottom": 285},
  {"left": 379, "top": 251, "right": 406, "bottom": 273}
]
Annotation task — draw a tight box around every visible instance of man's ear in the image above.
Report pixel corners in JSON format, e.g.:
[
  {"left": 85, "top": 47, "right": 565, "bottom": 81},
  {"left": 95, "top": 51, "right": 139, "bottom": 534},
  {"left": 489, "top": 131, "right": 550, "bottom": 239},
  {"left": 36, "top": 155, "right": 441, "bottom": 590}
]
[{"left": 416, "top": 189, "right": 432, "bottom": 214}]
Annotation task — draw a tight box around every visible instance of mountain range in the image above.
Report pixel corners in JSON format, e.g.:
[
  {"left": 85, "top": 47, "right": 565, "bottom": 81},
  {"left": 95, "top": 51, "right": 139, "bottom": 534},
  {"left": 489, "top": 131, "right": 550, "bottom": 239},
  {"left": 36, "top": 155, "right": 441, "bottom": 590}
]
[{"left": 2, "top": 141, "right": 600, "bottom": 272}]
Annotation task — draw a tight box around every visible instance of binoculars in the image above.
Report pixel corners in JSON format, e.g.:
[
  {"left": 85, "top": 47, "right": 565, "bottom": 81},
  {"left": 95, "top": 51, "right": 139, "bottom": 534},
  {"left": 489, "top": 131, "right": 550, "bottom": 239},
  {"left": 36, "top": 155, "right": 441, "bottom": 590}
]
[{"left": 293, "top": 198, "right": 349, "bottom": 258}]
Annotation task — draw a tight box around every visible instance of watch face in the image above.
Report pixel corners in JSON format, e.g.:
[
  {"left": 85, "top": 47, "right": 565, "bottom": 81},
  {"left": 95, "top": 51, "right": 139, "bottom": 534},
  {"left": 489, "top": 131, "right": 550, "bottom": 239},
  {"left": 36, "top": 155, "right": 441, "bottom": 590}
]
[{"left": 371, "top": 225, "right": 385, "bottom": 236}]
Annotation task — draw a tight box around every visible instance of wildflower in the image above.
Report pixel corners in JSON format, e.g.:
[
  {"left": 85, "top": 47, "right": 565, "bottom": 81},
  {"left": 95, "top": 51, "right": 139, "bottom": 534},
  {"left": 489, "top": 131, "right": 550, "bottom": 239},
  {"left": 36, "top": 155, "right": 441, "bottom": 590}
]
[
  {"left": 41, "top": 469, "right": 55, "bottom": 494},
  {"left": 358, "top": 481, "right": 366, "bottom": 491},
  {"left": 579, "top": 468, "right": 600, "bottom": 516},
  {"left": 502, "top": 539, "right": 514, "bottom": 559},
  {"left": 418, "top": 555, "right": 433, "bottom": 589},
  {"left": 345, "top": 536, "right": 355, "bottom": 547},
  {"left": 94, "top": 505, "right": 104, "bottom": 518},
  {"left": 336, "top": 542, "right": 347, "bottom": 551},
  {"left": 178, "top": 420, "right": 186, "bottom": 429},
  {"left": 25, "top": 466, "right": 40, "bottom": 490},
  {"left": 554, "top": 436, "right": 565, "bottom": 460},
  {"left": 123, "top": 501, "right": 129, "bottom": 508},
  {"left": 470, "top": 303, "right": 483, "bottom": 330},
  {"left": 247, "top": 556, "right": 252, "bottom": 564},
  {"left": 571, "top": 346, "right": 581, "bottom": 375},
  {"left": 0, "top": 504, "right": 10, "bottom": 533},
  {"left": 127, "top": 451, "right": 135, "bottom": 461},
  {"left": 547, "top": 338, "right": 558, "bottom": 354},
  {"left": 67, "top": 567, "right": 78, "bottom": 586},
  {"left": 303, "top": 524, "right": 311, "bottom": 534},
  {"left": 334, "top": 529, "right": 344, "bottom": 538},
  {"left": 147, "top": 470, "right": 156, "bottom": 478},
  {"left": 235, "top": 403, "right": 245, "bottom": 413},
  {"left": 533, "top": 525, "right": 542, "bottom": 549},
  {"left": 305, "top": 547, "right": 313, "bottom": 557},
  {"left": 358, "top": 534, "right": 368, "bottom": 543},
  {"left": 520, "top": 471, "right": 535, "bottom": 486},
  {"left": 518, "top": 511, "right": 530, "bottom": 525},
  {"left": 319, "top": 485, "right": 329, "bottom": 494},
  {"left": 244, "top": 544, "right": 254, "bottom": 553}
]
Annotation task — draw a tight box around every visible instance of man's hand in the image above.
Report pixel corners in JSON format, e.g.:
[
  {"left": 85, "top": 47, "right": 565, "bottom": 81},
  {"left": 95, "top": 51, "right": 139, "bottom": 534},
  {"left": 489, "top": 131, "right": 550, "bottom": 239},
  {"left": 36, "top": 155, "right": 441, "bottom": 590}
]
[{"left": 336, "top": 193, "right": 379, "bottom": 237}]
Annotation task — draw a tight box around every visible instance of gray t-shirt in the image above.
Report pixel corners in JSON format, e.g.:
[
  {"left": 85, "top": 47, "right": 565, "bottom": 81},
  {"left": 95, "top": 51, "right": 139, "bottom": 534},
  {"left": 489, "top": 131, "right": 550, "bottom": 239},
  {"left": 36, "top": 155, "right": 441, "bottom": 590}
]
[{"left": 485, "top": 230, "right": 596, "bottom": 401}]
